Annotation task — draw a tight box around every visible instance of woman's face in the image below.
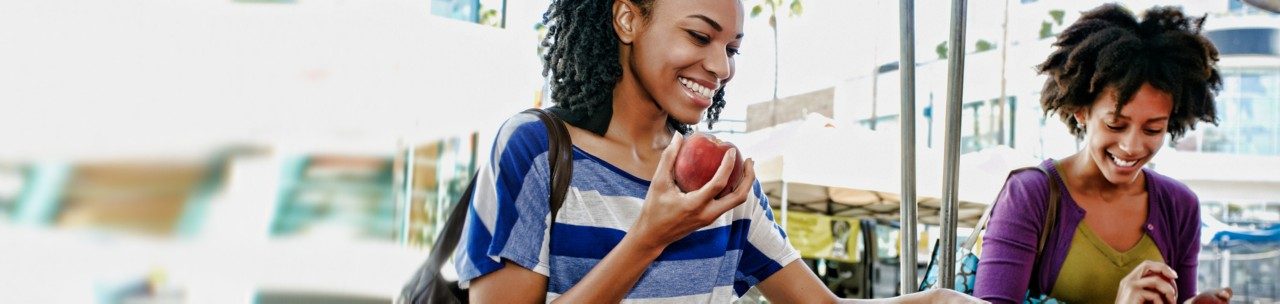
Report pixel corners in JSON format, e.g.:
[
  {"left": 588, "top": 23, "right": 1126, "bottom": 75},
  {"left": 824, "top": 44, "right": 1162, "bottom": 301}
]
[
  {"left": 1076, "top": 83, "right": 1173, "bottom": 186},
  {"left": 625, "top": 0, "right": 743, "bottom": 124}
]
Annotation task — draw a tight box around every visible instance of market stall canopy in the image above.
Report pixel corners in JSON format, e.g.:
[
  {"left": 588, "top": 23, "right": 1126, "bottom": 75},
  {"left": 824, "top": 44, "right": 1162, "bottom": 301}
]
[{"left": 744, "top": 113, "right": 1039, "bottom": 227}]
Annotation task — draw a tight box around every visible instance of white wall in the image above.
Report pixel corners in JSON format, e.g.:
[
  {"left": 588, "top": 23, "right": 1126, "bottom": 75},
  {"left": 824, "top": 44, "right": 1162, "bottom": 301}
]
[{"left": 0, "top": 0, "right": 541, "bottom": 160}]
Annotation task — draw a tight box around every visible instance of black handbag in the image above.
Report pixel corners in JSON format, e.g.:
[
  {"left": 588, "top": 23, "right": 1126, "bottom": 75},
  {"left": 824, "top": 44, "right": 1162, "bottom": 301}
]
[{"left": 398, "top": 108, "right": 575, "bottom": 304}]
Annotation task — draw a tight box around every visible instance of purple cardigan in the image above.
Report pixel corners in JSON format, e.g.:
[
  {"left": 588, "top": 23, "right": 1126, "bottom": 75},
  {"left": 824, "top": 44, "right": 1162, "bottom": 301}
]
[{"left": 973, "top": 159, "right": 1201, "bottom": 303}]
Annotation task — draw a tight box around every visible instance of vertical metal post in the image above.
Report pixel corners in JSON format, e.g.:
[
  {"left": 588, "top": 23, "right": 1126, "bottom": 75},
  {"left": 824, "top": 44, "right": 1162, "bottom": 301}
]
[
  {"left": 898, "top": 0, "right": 919, "bottom": 294},
  {"left": 1221, "top": 248, "right": 1231, "bottom": 288},
  {"left": 939, "top": 0, "right": 969, "bottom": 289}
]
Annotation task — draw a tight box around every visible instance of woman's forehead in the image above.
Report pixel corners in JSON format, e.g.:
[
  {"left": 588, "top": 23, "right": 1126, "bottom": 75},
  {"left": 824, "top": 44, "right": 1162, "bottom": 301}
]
[{"left": 654, "top": 0, "right": 744, "bottom": 30}]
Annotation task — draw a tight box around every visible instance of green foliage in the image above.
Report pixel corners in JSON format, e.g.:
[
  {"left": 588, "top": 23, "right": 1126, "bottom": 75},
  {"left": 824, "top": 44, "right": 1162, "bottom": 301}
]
[
  {"left": 478, "top": 7, "right": 500, "bottom": 28},
  {"left": 975, "top": 39, "right": 995, "bottom": 52},
  {"left": 1039, "top": 21, "right": 1053, "bottom": 39},
  {"left": 936, "top": 41, "right": 948, "bottom": 59},
  {"left": 749, "top": 0, "right": 803, "bottom": 21},
  {"left": 1049, "top": 9, "right": 1065, "bottom": 25}
]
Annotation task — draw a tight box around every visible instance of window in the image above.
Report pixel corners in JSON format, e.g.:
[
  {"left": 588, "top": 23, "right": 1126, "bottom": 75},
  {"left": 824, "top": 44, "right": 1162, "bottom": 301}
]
[
  {"left": 959, "top": 97, "right": 1017, "bottom": 153},
  {"left": 1196, "top": 69, "right": 1280, "bottom": 155}
]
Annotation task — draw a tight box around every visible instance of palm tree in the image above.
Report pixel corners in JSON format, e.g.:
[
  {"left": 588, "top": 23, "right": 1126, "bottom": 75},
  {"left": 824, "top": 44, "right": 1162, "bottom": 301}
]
[{"left": 750, "top": 0, "right": 803, "bottom": 101}]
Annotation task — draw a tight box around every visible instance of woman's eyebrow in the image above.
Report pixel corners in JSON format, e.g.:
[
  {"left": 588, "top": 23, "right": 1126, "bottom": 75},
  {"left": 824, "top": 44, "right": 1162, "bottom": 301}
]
[
  {"left": 686, "top": 14, "right": 722, "bottom": 31},
  {"left": 685, "top": 14, "right": 745, "bottom": 39}
]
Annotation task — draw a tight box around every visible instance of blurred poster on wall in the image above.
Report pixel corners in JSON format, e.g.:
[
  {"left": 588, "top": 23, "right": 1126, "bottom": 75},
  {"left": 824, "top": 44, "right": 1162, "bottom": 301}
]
[{"left": 404, "top": 132, "right": 478, "bottom": 247}]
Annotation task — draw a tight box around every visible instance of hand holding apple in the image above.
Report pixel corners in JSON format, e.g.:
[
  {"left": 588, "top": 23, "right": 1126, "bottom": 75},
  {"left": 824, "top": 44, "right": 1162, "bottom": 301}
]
[
  {"left": 1118, "top": 261, "right": 1178, "bottom": 304},
  {"left": 626, "top": 134, "right": 756, "bottom": 251},
  {"left": 672, "top": 132, "right": 744, "bottom": 198}
]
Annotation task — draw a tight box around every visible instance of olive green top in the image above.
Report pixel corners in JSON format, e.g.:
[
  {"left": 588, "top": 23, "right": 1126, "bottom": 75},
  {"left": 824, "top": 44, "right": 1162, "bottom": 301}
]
[{"left": 1049, "top": 222, "right": 1164, "bottom": 303}]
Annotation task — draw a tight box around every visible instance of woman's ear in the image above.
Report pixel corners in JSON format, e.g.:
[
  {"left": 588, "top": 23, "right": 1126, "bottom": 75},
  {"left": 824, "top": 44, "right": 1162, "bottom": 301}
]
[
  {"left": 613, "top": 0, "right": 639, "bottom": 44},
  {"left": 1073, "top": 109, "right": 1088, "bottom": 130}
]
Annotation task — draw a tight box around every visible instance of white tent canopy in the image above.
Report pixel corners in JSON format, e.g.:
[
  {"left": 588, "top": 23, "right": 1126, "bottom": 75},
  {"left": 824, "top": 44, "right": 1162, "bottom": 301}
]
[{"left": 743, "top": 113, "right": 1039, "bottom": 226}]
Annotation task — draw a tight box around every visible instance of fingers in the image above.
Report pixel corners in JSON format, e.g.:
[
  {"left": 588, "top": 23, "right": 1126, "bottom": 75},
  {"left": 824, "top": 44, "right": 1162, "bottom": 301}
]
[
  {"left": 689, "top": 148, "right": 738, "bottom": 202},
  {"left": 1127, "top": 260, "right": 1176, "bottom": 283},
  {"left": 1133, "top": 275, "right": 1177, "bottom": 304},
  {"left": 1122, "top": 261, "right": 1177, "bottom": 304},
  {"left": 1135, "top": 290, "right": 1165, "bottom": 304},
  {"left": 1139, "top": 260, "right": 1179, "bottom": 281},
  {"left": 705, "top": 158, "right": 756, "bottom": 215},
  {"left": 651, "top": 135, "right": 684, "bottom": 188},
  {"left": 1217, "top": 287, "right": 1233, "bottom": 300}
]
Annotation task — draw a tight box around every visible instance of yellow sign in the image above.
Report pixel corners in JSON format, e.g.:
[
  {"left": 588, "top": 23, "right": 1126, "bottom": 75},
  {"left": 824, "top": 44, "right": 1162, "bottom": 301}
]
[{"left": 776, "top": 209, "right": 861, "bottom": 263}]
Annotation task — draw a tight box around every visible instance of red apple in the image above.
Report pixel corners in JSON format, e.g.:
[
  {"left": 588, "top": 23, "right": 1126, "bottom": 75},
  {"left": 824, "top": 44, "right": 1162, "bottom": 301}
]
[
  {"left": 1187, "top": 288, "right": 1231, "bottom": 304},
  {"left": 673, "top": 132, "right": 744, "bottom": 198}
]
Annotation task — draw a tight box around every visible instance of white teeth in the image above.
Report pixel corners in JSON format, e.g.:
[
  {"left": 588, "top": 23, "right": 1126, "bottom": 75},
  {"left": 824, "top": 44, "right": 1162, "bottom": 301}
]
[
  {"left": 679, "top": 77, "right": 714, "bottom": 99},
  {"left": 1110, "top": 154, "right": 1137, "bottom": 167}
]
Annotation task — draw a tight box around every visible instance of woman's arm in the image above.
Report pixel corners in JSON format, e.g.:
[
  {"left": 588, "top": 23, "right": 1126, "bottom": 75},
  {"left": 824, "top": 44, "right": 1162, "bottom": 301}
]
[
  {"left": 467, "top": 237, "right": 664, "bottom": 304},
  {"left": 1175, "top": 193, "right": 1202, "bottom": 302},
  {"left": 972, "top": 172, "right": 1049, "bottom": 303},
  {"left": 755, "top": 261, "right": 986, "bottom": 304},
  {"left": 469, "top": 135, "right": 759, "bottom": 303}
]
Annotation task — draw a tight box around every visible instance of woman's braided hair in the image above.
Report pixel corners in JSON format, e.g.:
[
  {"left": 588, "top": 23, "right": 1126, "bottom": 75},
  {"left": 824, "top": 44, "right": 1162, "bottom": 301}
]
[
  {"left": 1038, "top": 4, "right": 1221, "bottom": 139},
  {"left": 541, "top": 0, "right": 728, "bottom": 133}
]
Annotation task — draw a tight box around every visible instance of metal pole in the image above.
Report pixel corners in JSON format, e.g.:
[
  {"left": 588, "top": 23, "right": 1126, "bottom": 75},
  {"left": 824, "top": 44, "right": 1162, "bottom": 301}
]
[
  {"left": 939, "top": 0, "right": 968, "bottom": 289},
  {"left": 1221, "top": 248, "right": 1231, "bottom": 288},
  {"left": 898, "top": 0, "right": 919, "bottom": 294}
]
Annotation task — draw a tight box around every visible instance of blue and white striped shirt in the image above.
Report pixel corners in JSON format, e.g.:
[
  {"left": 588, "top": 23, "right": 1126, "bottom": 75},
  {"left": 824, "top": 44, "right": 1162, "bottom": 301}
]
[{"left": 454, "top": 113, "right": 799, "bottom": 303}]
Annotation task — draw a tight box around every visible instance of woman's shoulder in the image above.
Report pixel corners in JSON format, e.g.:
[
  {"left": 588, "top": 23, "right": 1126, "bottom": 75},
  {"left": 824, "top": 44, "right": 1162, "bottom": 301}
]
[
  {"left": 492, "top": 111, "right": 555, "bottom": 158},
  {"left": 1142, "top": 168, "right": 1200, "bottom": 212},
  {"left": 1003, "top": 159, "right": 1057, "bottom": 194}
]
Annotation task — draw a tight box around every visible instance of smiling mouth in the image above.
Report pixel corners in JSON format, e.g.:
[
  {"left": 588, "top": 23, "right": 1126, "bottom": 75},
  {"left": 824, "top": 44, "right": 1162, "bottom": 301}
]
[
  {"left": 679, "top": 77, "right": 714, "bottom": 100},
  {"left": 1107, "top": 152, "right": 1140, "bottom": 168}
]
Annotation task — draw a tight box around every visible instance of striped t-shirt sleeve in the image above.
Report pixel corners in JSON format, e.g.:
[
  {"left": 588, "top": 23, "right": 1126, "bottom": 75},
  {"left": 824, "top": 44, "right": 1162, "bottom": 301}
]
[
  {"left": 732, "top": 180, "right": 801, "bottom": 295},
  {"left": 454, "top": 113, "right": 554, "bottom": 288}
]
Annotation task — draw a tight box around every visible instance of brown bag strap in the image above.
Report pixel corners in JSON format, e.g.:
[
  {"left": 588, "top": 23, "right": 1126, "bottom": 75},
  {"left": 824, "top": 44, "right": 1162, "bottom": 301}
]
[
  {"left": 1030, "top": 166, "right": 1059, "bottom": 255},
  {"left": 523, "top": 108, "right": 574, "bottom": 220},
  {"left": 969, "top": 165, "right": 1059, "bottom": 253},
  {"left": 400, "top": 108, "right": 574, "bottom": 304}
]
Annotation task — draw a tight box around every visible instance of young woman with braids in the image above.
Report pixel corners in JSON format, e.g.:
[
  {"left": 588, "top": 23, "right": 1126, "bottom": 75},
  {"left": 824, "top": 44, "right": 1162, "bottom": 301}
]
[
  {"left": 974, "top": 4, "right": 1232, "bottom": 304},
  {"left": 451, "top": 0, "right": 982, "bottom": 303}
]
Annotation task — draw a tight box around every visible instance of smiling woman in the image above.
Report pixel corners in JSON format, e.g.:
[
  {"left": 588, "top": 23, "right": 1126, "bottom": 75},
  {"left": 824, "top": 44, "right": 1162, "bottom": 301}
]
[
  {"left": 974, "top": 4, "right": 1233, "bottom": 304},
  {"left": 449, "top": 0, "right": 981, "bottom": 303}
]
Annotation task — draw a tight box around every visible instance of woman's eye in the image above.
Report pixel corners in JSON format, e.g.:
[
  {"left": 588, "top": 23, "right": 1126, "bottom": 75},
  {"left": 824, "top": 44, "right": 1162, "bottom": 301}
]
[
  {"left": 727, "top": 48, "right": 741, "bottom": 57},
  {"left": 1144, "top": 129, "right": 1164, "bottom": 135},
  {"left": 686, "top": 30, "right": 710, "bottom": 45},
  {"left": 1106, "top": 124, "right": 1125, "bottom": 131}
]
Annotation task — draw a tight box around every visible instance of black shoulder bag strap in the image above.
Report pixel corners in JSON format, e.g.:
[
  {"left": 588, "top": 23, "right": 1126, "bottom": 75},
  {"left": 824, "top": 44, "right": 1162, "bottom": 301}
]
[{"left": 399, "top": 108, "right": 574, "bottom": 304}]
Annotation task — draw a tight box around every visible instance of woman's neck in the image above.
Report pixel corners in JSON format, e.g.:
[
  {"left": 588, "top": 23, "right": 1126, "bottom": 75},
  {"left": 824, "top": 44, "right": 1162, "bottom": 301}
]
[{"left": 605, "top": 73, "right": 675, "bottom": 155}]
